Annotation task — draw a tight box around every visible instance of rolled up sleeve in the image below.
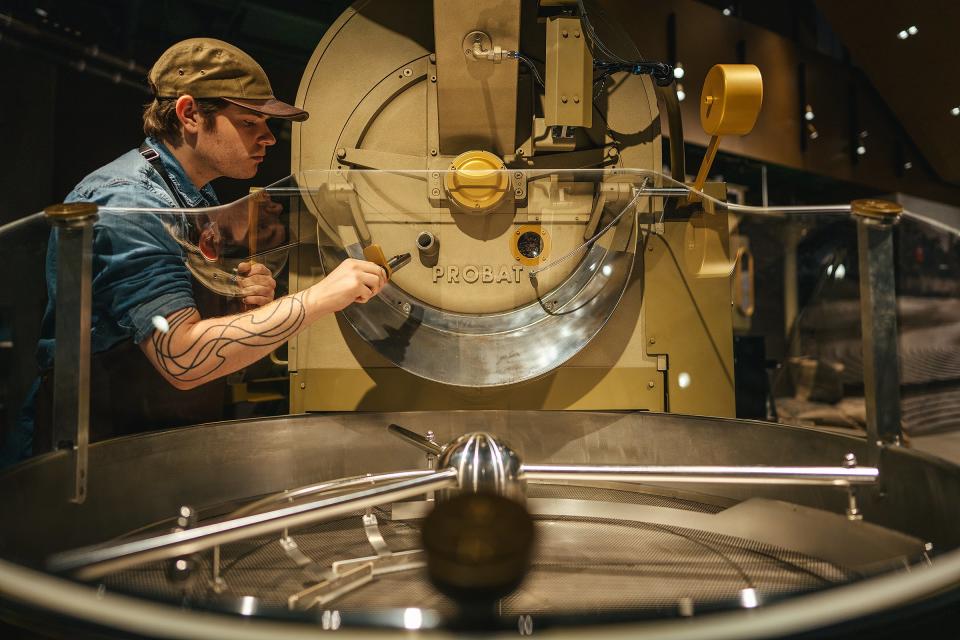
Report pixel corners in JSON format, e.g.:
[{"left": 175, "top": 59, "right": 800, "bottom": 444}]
[{"left": 85, "top": 187, "right": 197, "bottom": 345}]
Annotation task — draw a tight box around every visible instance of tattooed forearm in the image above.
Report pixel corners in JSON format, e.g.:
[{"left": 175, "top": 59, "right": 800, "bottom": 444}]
[{"left": 144, "top": 291, "right": 308, "bottom": 388}]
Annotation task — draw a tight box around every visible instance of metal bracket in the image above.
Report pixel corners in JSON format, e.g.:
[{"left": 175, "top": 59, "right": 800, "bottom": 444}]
[{"left": 843, "top": 453, "right": 863, "bottom": 521}]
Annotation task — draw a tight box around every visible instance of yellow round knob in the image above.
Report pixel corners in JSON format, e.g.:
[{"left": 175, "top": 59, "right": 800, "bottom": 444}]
[
  {"left": 700, "top": 64, "right": 763, "bottom": 136},
  {"left": 444, "top": 150, "right": 509, "bottom": 212}
]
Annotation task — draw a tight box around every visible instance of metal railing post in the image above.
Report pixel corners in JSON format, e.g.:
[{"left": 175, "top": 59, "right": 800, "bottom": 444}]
[
  {"left": 44, "top": 202, "right": 98, "bottom": 504},
  {"left": 852, "top": 199, "right": 903, "bottom": 465}
]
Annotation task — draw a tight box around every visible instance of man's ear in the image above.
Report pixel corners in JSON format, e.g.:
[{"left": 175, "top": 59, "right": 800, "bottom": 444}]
[{"left": 175, "top": 95, "right": 201, "bottom": 135}]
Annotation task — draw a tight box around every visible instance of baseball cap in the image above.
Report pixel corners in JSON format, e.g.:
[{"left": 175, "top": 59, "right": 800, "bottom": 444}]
[{"left": 148, "top": 38, "right": 309, "bottom": 122}]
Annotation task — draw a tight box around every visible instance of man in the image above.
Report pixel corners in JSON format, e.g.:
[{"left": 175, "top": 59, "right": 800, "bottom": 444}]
[{"left": 0, "top": 38, "right": 385, "bottom": 465}]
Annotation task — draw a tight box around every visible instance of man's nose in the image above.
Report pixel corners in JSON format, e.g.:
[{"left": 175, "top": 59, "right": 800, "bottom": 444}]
[{"left": 259, "top": 122, "right": 277, "bottom": 147}]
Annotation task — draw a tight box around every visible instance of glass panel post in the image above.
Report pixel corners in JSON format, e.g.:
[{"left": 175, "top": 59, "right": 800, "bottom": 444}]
[
  {"left": 853, "top": 199, "right": 903, "bottom": 464},
  {"left": 44, "top": 202, "right": 98, "bottom": 504}
]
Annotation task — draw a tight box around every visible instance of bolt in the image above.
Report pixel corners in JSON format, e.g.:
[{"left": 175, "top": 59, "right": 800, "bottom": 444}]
[
  {"left": 562, "top": 30, "right": 568, "bottom": 38},
  {"left": 431, "top": 172, "right": 439, "bottom": 179},
  {"left": 335, "top": 148, "right": 346, "bottom": 159},
  {"left": 561, "top": 95, "right": 568, "bottom": 103},
  {"left": 429, "top": 53, "right": 436, "bottom": 63},
  {"left": 574, "top": 30, "right": 581, "bottom": 38},
  {"left": 649, "top": 337, "right": 656, "bottom": 344},
  {"left": 573, "top": 95, "right": 580, "bottom": 103},
  {"left": 647, "top": 381, "right": 655, "bottom": 389},
  {"left": 516, "top": 148, "right": 524, "bottom": 156},
  {"left": 607, "top": 147, "right": 619, "bottom": 157},
  {"left": 402, "top": 302, "right": 412, "bottom": 313},
  {"left": 516, "top": 229, "right": 521, "bottom": 235},
  {"left": 430, "top": 75, "right": 437, "bottom": 82},
  {"left": 432, "top": 188, "right": 440, "bottom": 196},
  {"left": 515, "top": 190, "right": 523, "bottom": 197},
  {"left": 430, "top": 149, "right": 437, "bottom": 156},
  {"left": 299, "top": 382, "right": 306, "bottom": 389},
  {"left": 402, "top": 68, "right": 412, "bottom": 76}
]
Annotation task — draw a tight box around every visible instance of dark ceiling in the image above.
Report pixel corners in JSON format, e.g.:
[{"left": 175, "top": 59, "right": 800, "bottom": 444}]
[{"left": 815, "top": 1, "right": 960, "bottom": 186}]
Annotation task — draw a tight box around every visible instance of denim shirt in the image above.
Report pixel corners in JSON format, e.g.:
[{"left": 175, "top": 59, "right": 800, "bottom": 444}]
[{"left": 0, "top": 138, "right": 219, "bottom": 466}]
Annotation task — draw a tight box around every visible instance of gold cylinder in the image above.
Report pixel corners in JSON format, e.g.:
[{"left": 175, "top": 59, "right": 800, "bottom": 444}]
[{"left": 700, "top": 64, "right": 763, "bottom": 136}]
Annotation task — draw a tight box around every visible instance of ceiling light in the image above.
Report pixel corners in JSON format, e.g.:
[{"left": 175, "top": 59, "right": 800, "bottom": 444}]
[
  {"left": 722, "top": 6, "right": 733, "bottom": 17},
  {"left": 804, "top": 104, "right": 815, "bottom": 121},
  {"left": 951, "top": 106, "right": 960, "bottom": 116},
  {"left": 673, "top": 62, "right": 685, "bottom": 79},
  {"left": 897, "top": 30, "right": 909, "bottom": 40},
  {"left": 676, "top": 83, "right": 686, "bottom": 102},
  {"left": 859, "top": 130, "right": 869, "bottom": 139},
  {"left": 856, "top": 145, "right": 866, "bottom": 156},
  {"left": 903, "top": 161, "right": 913, "bottom": 170},
  {"left": 908, "top": 25, "right": 918, "bottom": 35}
]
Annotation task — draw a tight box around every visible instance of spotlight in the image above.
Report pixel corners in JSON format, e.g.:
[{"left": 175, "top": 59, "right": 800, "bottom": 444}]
[
  {"left": 951, "top": 106, "right": 960, "bottom": 116},
  {"left": 676, "top": 83, "right": 686, "bottom": 102},
  {"left": 806, "top": 122, "right": 819, "bottom": 140},
  {"left": 856, "top": 145, "right": 866, "bottom": 156},
  {"left": 897, "top": 30, "right": 909, "bottom": 40},
  {"left": 673, "top": 62, "right": 685, "bottom": 79},
  {"left": 722, "top": 6, "right": 733, "bottom": 17},
  {"left": 908, "top": 25, "right": 918, "bottom": 35},
  {"left": 804, "top": 104, "right": 815, "bottom": 121},
  {"left": 903, "top": 161, "right": 913, "bottom": 170}
]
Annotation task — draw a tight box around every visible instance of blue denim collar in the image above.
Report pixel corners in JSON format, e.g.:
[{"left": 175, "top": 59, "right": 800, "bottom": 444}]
[{"left": 143, "top": 136, "right": 219, "bottom": 208}]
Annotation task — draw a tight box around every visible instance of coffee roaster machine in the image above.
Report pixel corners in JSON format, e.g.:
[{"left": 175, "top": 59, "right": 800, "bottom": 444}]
[{"left": 2, "top": 1, "right": 960, "bottom": 638}]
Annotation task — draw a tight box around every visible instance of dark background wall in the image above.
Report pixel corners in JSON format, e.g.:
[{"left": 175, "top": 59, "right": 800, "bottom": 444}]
[{"left": 2, "top": 0, "right": 958, "bottom": 226}]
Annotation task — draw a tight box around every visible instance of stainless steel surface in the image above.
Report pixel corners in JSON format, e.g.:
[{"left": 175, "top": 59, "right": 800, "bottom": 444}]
[
  {"left": 436, "top": 432, "right": 525, "bottom": 502},
  {"left": 522, "top": 464, "right": 878, "bottom": 486},
  {"left": 4, "top": 411, "right": 959, "bottom": 560},
  {"left": 1, "top": 411, "right": 960, "bottom": 636},
  {"left": 857, "top": 216, "right": 904, "bottom": 458},
  {"left": 48, "top": 210, "right": 97, "bottom": 505},
  {"left": 48, "top": 468, "right": 459, "bottom": 580}
]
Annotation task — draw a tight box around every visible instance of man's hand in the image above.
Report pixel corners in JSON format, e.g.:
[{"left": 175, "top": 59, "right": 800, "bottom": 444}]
[
  {"left": 310, "top": 258, "right": 387, "bottom": 313},
  {"left": 236, "top": 261, "right": 276, "bottom": 307}
]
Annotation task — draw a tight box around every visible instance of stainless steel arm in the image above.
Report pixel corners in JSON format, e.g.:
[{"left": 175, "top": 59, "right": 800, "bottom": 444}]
[
  {"left": 522, "top": 464, "right": 879, "bottom": 486},
  {"left": 387, "top": 423, "right": 444, "bottom": 455},
  {"left": 48, "top": 469, "right": 459, "bottom": 581},
  {"left": 230, "top": 470, "right": 435, "bottom": 518}
]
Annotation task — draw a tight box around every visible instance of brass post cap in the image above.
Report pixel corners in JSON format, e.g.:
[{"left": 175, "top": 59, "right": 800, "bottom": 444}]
[
  {"left": 851, "top": 199, "right": 902, "bottom": 220},
  {"left": 43, "top": 202, "right": 98, "bottom": 221}
]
